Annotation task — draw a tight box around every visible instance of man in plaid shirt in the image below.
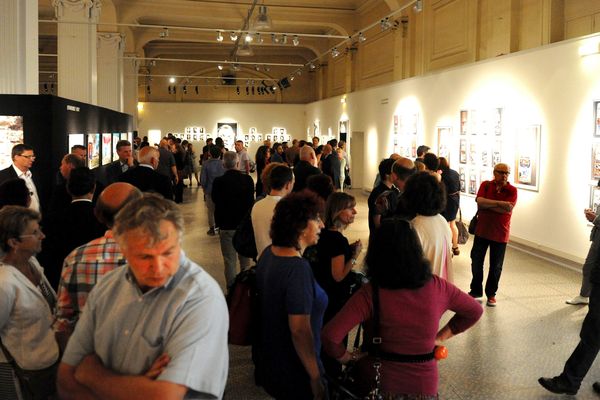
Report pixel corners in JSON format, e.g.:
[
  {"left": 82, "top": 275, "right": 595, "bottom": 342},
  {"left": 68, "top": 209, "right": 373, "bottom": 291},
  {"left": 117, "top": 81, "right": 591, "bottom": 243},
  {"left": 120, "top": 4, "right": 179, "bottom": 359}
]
[{"left": 53, "top": 182, "right": 142, "bottom": 346}]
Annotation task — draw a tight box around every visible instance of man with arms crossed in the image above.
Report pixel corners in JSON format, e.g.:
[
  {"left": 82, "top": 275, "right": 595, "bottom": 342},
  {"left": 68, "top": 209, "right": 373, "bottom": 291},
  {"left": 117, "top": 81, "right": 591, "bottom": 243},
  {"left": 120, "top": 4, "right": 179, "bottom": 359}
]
[
  {"left": 468, "top": 163, "right": 517, "bottom": 307},
  {"left": 57, "top": 194, "right": 228, "bottom": 400}
]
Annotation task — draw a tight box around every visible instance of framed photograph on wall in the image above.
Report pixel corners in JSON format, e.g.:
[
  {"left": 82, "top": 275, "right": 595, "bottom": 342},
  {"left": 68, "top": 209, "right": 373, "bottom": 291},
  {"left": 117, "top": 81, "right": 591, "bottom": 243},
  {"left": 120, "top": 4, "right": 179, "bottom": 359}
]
[
  {"left": 437, "top": 126, "right": 452, "bottom": 164},
  {"left": 593, "top": 142, "right": 600, "bottom": 180},
  {"left": 460, "top": 110, "right": 468, "bottom": 135},
  {"left": 101, "top": 133, "right": 112, "bottom": 165},
  {"left": 590, "top": 185, "right": 600, "bottom": 211},
  {"left": 494, "top": 107, "right": 503, "bottom": 136},
  {"left": 459, "top": 139, "right": 467, "bottom": 164},
  {"left": 594, "top": 101, "right": 600, "bottom": 137},
  {"left": 459, "top": 167, "right": 466, "bottom": 193},
  {"left": 87, "top": 133, "right": 100, "bottom": 169},
  {"left": 514, "top": 125, "right": 541, "bottom": 191}
]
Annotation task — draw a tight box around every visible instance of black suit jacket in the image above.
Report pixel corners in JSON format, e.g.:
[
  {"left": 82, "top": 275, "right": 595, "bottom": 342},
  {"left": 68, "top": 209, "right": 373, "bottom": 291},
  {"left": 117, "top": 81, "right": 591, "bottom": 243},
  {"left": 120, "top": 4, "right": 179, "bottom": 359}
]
[
  {"left": 292, "top": 160, "right": 321, "bottom": 192},
  {"left": 119, "top": 165, "right": 173, "bottom": 200},
  {"left": 0, "top": 165, "right": 18, "bottom": 185},
  {"left": 104, "top": 160, "right": 126, "bottom": 185},
  {"left": 211, "top": 170, "right": 255, "bottom": 230}
]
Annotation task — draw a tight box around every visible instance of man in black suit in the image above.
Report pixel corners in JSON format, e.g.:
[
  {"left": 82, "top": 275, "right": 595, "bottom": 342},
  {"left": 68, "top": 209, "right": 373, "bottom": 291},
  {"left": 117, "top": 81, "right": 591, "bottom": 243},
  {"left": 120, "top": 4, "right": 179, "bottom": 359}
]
[
  {"left": 119, "top": 146, "right": 173, "bottom": 200},
  {"left": 0, "top": 143, "right": 41, "bottom": 212},
  {"left": 104, "top": 140, "right": 135, "bottom": 185},
  {"left": 292, "top": 145, "right": 320, "bottom": 192},
  {"left": 48, "top": 154, "right": 86, "bottom": 219},
  {"left": 211, "top": 151, "right": 255, "bottom": 288}
]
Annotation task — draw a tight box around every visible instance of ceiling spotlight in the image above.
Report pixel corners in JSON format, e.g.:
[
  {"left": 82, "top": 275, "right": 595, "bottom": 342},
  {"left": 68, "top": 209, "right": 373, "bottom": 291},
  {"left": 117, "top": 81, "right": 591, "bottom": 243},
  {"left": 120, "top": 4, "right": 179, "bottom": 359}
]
[
  {"left": 217, "top": 64, "right": 224, "bottom": 70},
  {"left": 309, "top": 62, "right": 316, "bottom": 70},
  {"left": 183, "top": 85, "right": 187, "bottom": 94},
  {"left": 331, "top": 47, "right": 340, "bottom": 58},
  {"left": 254, "top": 5, "right": 272, "bottom": 30},
  {"left": 216, "top": 31, "right": 224, "bottom": 42},
  {"left": 281, "top": 34, "right": 288, "bottom": 45},
  {"left": 169, "top": 77, "right": 176, "bottom": 83},
  {"left": 264, "top": 66, "right": 270, "bottom": 72},
  {"left": 289, "top": 75, "right": 295, "bottom": 81},
  {"left": 271, "top": 34, "right": 280, "bottom": 44},
  {"left": 245, "top": 32, "right": 253, "bottom": 43},
  {"left": 255, "top": 33, "right": 263, "bottom": 43},
  {"left": 230, "top": 31, "right": 238, "bottom": 41},
  {"left": 297, "top": 70, "right": 302, "bottom": 76},
  {"left": 292, "top": 35, "right": 300, "bottom": 46},
  {"left": 358, "top": 32, "right": 366, "bottom": 42},
  {"left": 414, "top": 0, "right": 423, "bottom": 12},
  {"left": 380, "top": 18, "right": 392, "bottom": 31},
  {"left": 159, "top": 28, "right": 169, "bottom": 38},
  {"left": 232, "top": 63, "right": 241, "bottom": 71},
  {"left": 255, "top": 65, "right": 261, "bottom": 71}
]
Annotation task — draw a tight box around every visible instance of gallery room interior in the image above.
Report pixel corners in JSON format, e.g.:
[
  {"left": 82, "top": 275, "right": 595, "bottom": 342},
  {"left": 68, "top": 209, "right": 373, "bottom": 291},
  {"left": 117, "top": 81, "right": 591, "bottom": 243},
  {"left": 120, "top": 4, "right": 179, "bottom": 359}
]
[{"left": 3, "top": 0, "right": 600, "bottom": 398}]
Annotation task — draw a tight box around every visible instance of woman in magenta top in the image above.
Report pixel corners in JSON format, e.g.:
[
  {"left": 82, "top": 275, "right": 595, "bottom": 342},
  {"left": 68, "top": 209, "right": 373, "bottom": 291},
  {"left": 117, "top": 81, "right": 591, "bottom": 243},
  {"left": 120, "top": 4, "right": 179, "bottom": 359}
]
[{"left": 321, "top": 219, "right": 483, "bottom": 398}]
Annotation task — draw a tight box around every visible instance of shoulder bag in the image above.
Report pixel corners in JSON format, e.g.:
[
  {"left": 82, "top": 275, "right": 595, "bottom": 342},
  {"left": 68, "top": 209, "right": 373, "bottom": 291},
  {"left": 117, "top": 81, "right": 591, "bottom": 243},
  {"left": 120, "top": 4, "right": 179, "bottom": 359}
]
[
  {"left": 457, "top": 209, "right": 469, "bottom": 244},
  {"left": 0, "top": 339, "right": 57, "bottom": 400}
]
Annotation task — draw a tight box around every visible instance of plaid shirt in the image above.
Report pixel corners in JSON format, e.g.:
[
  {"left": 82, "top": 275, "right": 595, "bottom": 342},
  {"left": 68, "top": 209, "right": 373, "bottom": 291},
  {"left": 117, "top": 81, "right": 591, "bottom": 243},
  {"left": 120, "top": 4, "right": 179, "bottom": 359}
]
[{"left": 53, "top": 231, "right": 127, "bottom": 334}]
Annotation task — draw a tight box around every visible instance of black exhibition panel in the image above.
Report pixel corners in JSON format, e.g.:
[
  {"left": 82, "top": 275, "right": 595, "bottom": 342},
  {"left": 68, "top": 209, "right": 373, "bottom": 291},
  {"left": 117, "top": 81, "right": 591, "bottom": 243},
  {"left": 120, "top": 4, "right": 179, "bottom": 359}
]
[{"left": 0, "top": 94, "right": 133, "bottom": 214}]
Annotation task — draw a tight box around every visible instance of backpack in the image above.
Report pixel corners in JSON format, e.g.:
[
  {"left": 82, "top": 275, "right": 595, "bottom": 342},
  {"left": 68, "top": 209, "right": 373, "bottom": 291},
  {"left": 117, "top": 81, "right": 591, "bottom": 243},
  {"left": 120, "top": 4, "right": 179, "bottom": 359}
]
[
  {"left": 227, "top": 267, "right": 258, "bottom": 346},
  {"left": 233, "top": 210, "right": 258, "bottom": 260}
]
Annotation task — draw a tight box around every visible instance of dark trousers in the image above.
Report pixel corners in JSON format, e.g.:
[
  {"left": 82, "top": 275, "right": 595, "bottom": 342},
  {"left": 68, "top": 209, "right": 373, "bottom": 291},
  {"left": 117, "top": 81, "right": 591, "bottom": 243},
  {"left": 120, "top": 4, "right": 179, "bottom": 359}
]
[
  {"left": 469, "top": 235, "right": 507, "bottom": 298},
  {"left": 560, "top": 283, "right": 600, "bottom": 390}
]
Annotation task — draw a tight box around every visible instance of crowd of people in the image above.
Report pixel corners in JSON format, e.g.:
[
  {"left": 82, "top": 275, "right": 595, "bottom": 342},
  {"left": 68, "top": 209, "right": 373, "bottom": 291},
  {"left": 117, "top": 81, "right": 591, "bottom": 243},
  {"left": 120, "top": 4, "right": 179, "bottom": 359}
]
[{"left": 7, "top": 132, "right": 600, "bottom": 399}]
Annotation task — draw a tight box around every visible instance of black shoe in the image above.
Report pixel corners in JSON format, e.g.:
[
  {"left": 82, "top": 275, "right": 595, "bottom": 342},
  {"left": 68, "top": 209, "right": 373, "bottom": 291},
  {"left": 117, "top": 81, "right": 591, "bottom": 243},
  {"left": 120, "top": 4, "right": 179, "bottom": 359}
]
[
  {"left": 593, "top": 382, "right": 600, "bottom": 394},
  {"left": 538, "top": 377, "right": 577, "bottom": 395}
]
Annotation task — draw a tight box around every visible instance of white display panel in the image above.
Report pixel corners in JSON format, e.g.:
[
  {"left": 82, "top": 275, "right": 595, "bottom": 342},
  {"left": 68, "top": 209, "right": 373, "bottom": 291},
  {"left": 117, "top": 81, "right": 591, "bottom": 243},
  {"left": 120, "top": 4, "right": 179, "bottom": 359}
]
[{"left": 0, "top": 116, "right": 23, "bottom": 170}]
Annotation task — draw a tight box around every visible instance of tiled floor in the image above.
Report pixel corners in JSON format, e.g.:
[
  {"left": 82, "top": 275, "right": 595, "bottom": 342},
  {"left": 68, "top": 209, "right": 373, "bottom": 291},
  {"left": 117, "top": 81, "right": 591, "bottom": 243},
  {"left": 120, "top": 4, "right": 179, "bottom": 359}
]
[{"left": 178, "top": 184, "right": 600, "bottom": 399}]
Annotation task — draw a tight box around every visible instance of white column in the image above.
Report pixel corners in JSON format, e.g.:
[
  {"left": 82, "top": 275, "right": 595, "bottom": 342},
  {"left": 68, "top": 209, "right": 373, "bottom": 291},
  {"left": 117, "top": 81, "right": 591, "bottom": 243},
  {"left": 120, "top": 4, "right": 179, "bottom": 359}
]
[
  {"left": 97, "top": 32, "right": 124, "bottom": 111},
  {"left": 54, "top": 0, "right": 101, "bottom": 104},
  {"left": 122, "top": 52, "right": 139, "bottom": 128},
  {"left": 0, "top": 0, "right": 38, "bottom": 94}
]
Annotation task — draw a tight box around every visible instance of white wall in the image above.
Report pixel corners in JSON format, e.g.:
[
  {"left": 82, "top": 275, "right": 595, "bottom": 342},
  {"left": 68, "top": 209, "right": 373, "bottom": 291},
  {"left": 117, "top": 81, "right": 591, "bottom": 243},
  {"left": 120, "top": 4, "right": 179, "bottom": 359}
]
[
  {"left": 137, "top": 102, "right": 306, "bottom": 156},
  {"left": 305, "top": 33, "right": 600, "bottom": 264}
]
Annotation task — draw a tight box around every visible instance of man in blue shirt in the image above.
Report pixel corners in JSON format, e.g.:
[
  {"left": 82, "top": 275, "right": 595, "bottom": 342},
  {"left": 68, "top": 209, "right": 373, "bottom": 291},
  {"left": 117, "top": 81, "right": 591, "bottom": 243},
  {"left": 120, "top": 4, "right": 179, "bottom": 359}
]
[{"left": 57, "top": 194, "right": 229, "bottom": 400}]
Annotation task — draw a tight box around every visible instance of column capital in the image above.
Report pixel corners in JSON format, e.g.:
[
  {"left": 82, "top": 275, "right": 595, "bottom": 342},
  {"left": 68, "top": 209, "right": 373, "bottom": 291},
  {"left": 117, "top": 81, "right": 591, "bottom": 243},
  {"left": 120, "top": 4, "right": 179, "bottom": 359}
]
[
  {"left": 53, "top": 0, "right": 102, "bottom": 21},
  {"left": 97, "top": 31, "right": 124, "bottom": 49}
]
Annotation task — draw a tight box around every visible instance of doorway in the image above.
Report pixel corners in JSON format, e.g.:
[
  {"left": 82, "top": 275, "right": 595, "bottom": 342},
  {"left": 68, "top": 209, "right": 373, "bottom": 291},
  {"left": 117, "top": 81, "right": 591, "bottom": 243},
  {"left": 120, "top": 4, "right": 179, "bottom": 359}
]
[{"left": 349, "top": 131, "right": 364, "bottom": 190}]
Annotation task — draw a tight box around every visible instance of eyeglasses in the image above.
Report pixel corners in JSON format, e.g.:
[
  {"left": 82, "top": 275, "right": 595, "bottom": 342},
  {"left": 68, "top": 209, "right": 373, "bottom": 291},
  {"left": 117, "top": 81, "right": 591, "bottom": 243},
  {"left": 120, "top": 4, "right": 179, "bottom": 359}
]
[
  {"left": 19, "top": 229, "right": 44, "bottom": 239},
  {"left": 494, "top": 170, "right": 510, "bottom": 175},
  {"left": 18, "top": 154, "right": 36, "bottom": 160}
]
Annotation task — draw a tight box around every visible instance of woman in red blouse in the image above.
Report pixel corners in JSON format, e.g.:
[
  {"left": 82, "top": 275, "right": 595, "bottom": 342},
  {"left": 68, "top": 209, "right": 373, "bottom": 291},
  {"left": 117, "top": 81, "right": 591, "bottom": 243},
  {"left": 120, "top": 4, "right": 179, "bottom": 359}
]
[{"left": 321, "top": 218, "right": 483, "bottom": 398}]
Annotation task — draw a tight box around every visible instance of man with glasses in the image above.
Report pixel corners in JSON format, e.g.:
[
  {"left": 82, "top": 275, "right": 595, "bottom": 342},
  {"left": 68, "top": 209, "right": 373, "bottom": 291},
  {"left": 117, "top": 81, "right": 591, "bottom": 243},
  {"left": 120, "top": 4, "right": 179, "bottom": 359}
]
[
  {"left": 0, "top": 144, "right": 40, "bottom": 213},
  {"left": 468, "top": 163, "right": 517, "bottom": 307}
]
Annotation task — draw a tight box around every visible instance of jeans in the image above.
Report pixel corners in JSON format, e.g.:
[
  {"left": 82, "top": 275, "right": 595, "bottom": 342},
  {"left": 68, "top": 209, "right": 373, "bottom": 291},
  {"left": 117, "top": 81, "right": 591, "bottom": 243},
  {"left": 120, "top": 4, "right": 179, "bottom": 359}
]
[
  {"left": 580, "top": 238, "right": 600, "bottom": 297},
  {"left": 560, "top": 283, "right": 600, "bottom": 390},
  {"left": 205, "top": 194, "right": 216, "bottom": 228},
  {"left": 219, "top": 229, "right": 252, "bottom": 287},
  {"left": 469, "top": 235, "right": 507, "bottom": 298}
]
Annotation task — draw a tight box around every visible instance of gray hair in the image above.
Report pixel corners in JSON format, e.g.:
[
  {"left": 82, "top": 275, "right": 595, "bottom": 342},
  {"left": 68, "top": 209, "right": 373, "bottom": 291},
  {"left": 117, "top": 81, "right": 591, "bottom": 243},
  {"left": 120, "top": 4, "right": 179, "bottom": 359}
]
[
  {"left": 0, "top": 206, "right": 41, "bottom": 252},
  {"left": 223, "top": 151, "right": 239, "bottom": 170},
  {"left": 113, "top": 193, "right": 184, "bottom": 249}
]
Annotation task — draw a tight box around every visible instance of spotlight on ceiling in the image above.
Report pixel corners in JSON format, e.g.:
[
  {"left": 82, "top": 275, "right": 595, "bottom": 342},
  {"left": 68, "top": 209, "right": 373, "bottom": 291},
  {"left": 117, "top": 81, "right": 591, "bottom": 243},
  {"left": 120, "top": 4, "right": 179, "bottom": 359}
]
[
  {"left": 414, "top": 0, "right": 423, "bottom": 12},
  {"left": 358, "top": 32, "right": 366, "bottom": 42},
  {"left": 289, "top": 75, "right": 295, "bottom": 81},
  {"left": 159, "top": 27, "right": 169, "bottom": 38},
  {"left": 264, "top": 66, "right": 270, "bottom": 72},
  {"left": 169, "top": 77, "right": 176, "bottom": 83},
  {"left": 232, "top": 63, "right": 241, "bottom": 71},
  {"left": 271, "top": 34, "right": 280, "bottom": 44},
  {"left": 183, "top": 85, "right": 187, "bottom": 94},
  {"left": 217, "top": 64, "right": 224, "bottom": 71},
  {"left": 255, "top": 33, "right": 263, "bottom": 43},
  {"left": 309, "top": 62, "right": 316, "bottom": 70},
  {"left": 292, "top": 35, "right": 300, "bottom": 46},
  {"left": 281, "top": 34, "right": 288, "bottom": 45},
  {"left": 380, "top": 18, "right": 392, "bottom": 31},
  {"left": 331, "top": 47, "right": 340, "bottom": 58},
  {"left": 245, "top": 32, "right": 253, "bottom": 43},
  {"left": 216, "top": 31, "right": 224, "bottom": 42},
  {"left": 230, "top": 31, "right": 238, "bottom": 41},
  {"left": 255, "top": 65, "right": 261, "bottom": 71},
  {"left": 254, "top": 5, "right": 272, "bottom": 30}
]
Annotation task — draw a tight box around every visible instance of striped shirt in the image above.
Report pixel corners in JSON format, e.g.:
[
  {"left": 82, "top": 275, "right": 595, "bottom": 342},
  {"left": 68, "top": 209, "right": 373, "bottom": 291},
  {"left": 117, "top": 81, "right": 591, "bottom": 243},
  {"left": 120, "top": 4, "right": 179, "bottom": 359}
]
[{"left": 53, "top": 231, "right": 126, "bottom": 334}]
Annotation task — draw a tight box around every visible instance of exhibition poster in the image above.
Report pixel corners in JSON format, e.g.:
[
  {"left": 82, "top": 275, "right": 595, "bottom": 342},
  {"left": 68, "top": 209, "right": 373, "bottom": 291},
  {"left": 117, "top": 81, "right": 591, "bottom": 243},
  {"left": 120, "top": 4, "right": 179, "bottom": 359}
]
[
  {"left": 437, "top": 126, "right": 452, "bottom": 164},
  {"left": 459, "top": 167, "right": 466, "bottom": 193},
  {"left": 0, "top": 116, "right": 23, "bottom": 170},
  {"left": 460, "top": 110, "right": 468, "bottom": 135},
  {"left": 68, "top": 134, "right": 84, "bottom": 156},
  {"left": 112, "top": 133, "right": 120, "bottom": 161},
  {"left": 514, "top": 125, "right": 541, "bottom": 191},
  {"left": 87, "top": 133, "right": 100, "bottom": 169},
  {"left": 590, "top": 185, "right": 600, "bottom": 211},
  {"left": 102, "top": 134, "right": 112, "bottom": 165},
  {"left": 592, "top": 142, "right": 600, "bottom": 180},
  {"left": 595, "top": 101, "right": 600, "bottom": 137}
]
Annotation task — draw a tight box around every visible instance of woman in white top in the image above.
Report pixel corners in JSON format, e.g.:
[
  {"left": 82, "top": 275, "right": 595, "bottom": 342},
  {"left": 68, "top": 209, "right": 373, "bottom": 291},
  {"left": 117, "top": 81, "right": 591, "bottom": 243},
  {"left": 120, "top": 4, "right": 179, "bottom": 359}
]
[
  {"left": 402, "top": 171, "right": 454, "bottom": 282},
  {"left": 0, "top": 206, "right": 58, "bottom": 400},
  {"left": 336, "top": 148, "right": 346, "bottom": 191}
]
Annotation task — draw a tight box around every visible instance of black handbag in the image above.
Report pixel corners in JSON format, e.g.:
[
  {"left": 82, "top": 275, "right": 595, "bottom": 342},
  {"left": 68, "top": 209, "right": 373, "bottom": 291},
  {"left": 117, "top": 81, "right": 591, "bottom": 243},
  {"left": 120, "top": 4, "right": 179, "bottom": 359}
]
[
  {"left": 232, "top": 210, "right": 258, "bottom": 260},
  {"left": 0, "top": 339, "right": 57, "bottom": 400},
  {"left": 468, "top": 213, "right": 478, "bottom": 235},
  {"left": 457, "top": 209, "right": 469, "bottom": 245}
]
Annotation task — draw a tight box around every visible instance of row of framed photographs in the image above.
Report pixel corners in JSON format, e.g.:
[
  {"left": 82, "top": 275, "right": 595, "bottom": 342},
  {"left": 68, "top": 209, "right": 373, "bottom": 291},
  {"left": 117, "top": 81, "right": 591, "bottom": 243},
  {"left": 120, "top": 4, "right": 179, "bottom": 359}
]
[
  {"left": 392, "top": 113, "right": 419, "bottom": 159},
  {"left": 68, "top": 132, "right": 132, "bottom": 170},
  {"left": 171, "top": 132, "right": 291, "bottom": 144}
]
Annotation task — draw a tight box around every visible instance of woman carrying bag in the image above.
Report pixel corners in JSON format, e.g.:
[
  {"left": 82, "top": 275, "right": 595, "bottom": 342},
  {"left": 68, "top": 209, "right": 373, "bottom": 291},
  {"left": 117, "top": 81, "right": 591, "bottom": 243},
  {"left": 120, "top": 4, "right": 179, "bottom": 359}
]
[{"left": 0, "top": 206, "right": 59, "bottom": 400}]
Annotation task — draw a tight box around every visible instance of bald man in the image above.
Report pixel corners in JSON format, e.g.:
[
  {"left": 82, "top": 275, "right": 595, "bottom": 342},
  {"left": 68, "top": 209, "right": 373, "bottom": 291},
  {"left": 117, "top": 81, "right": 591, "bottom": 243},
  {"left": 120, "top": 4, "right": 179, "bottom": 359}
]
[
  {"left": 54, "top": 183, "right": 143, "bottom": 345},
  {"left": 292, "top": 145, "right": 320, "bottom": 192},
  {"left": 468, "top": 163, "right": 517, "bottom": 307},
  {"left": 119, "top": 146, "right": 174, "bottom": 200}
]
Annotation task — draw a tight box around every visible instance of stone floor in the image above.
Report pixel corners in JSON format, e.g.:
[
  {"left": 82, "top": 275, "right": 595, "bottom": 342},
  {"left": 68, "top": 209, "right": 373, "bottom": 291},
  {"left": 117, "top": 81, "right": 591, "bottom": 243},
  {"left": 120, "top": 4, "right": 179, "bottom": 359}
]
[{"left": 178, "top": 183, "right": 600, "bottom": 399}]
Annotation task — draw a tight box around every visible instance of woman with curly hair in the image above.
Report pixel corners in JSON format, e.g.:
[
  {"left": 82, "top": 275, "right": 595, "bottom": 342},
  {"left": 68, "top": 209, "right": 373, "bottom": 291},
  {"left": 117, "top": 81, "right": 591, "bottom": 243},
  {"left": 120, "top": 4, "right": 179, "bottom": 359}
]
[
  {"left": 322, "top": 219, "right": 482, "bottom": 399},
  {"left": 255, "top": 191, "right": 327, "bottom": 400},
  {"left": 402, "top": 171, "right": 454, "bottom": 281}
]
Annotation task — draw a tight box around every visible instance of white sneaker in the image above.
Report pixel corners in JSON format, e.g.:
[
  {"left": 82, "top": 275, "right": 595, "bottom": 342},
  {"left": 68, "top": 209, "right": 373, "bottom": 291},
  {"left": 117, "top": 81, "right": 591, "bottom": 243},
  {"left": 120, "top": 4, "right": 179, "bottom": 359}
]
[{"left": 566, "top": 295, "right": 589, "bottom": 305}]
